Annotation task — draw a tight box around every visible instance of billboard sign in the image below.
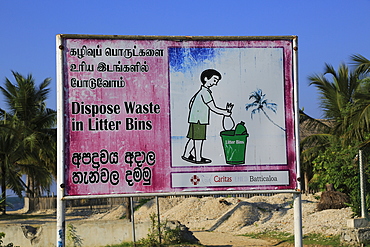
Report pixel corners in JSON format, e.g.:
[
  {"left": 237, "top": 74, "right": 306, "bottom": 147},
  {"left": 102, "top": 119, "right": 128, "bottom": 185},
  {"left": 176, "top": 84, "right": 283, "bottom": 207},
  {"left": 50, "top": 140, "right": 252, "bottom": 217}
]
[{"left": 57, "top": 35, "right": 299, "bottom": 196}]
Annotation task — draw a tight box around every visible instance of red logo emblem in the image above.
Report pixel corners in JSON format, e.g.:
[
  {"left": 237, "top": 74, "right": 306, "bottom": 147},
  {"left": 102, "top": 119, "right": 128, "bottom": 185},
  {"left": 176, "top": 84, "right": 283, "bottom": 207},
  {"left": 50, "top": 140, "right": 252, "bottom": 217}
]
[{"left": 190, "top": 175, "right": 200, "bottom": 185}]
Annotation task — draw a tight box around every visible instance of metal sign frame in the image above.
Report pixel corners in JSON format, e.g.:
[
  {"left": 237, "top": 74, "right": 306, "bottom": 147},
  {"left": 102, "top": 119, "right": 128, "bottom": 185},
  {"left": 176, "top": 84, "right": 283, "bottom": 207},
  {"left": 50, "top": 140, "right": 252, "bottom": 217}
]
[{"left": 56, "top": 35, "right": 302, "bottom": 246}]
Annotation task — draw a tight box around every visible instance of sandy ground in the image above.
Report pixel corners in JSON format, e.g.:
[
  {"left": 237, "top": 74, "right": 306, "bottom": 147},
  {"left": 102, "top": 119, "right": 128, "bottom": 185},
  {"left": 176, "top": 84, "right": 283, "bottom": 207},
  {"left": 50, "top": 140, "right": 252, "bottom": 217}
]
[
  {"left": 1, "top": 213, "right": 289, "bottom": 246},
  {"left": 192, "top": 231, "right": 293, "bottom": 246},
  {"left": 129, "top": 193, "right": 351, "bottom": 236},
  {"left": 0, "top": 215, "right": 287, "bottom": 246},
  {"left": 0, "top": 193, "right": 351, "bottom": 246}
]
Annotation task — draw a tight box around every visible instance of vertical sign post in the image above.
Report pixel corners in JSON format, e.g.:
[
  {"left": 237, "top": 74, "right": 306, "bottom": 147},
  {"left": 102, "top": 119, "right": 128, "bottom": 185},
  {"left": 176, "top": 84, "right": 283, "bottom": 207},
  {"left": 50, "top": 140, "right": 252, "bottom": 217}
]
[
  {"left": 292, "top": 37, "right": 303, "bottom": 247},
  {"left": 56, "top": 35, "right": 66, "bottom": 247}
]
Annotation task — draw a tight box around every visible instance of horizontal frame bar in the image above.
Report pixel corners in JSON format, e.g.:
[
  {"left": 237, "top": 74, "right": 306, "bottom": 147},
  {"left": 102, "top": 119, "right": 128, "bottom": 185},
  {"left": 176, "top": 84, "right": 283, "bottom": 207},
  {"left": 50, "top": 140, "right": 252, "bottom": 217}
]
[
  {"left": 57, "top": 34, "right": 297, "bottom": 41},
  {"left": 63, "top": 189, "right": 300, "bottom": 200}
]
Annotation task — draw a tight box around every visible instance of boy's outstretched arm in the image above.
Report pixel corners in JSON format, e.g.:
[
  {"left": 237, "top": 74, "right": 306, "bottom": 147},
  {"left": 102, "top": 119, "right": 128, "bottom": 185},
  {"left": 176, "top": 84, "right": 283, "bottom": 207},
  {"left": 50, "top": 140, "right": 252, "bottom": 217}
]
[{"left": 207, "top": 101, "right": 231, "bottom": 116}]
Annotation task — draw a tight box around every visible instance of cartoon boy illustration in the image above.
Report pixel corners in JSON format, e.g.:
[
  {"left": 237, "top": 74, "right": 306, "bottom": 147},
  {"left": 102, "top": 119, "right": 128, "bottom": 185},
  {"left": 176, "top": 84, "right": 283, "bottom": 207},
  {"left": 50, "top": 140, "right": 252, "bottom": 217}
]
[{"left": 182, "top": 69, "right": 233, "bottom": 164}]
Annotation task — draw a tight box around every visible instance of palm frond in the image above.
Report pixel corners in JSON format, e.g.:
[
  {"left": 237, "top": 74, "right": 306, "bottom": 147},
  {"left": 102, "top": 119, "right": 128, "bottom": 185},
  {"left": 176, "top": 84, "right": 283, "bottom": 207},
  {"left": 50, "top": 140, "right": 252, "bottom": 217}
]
[{"left": 351, "top": 54, "right": 370, "bottom": 74}]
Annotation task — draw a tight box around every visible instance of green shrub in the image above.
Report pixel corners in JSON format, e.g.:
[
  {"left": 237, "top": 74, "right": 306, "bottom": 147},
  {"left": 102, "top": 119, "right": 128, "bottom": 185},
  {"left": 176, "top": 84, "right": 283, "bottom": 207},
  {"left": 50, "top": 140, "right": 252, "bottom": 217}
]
[
  {"left": 67, "top": 223, "right": 83, "bottom": 247},
  {"left": 243, "top": 231, "right": 346, "bottom": 246},
  {"left": 311, "top": 142, "right": 370, "bottom": 216},
  {"left": 0, "top": 232, "right": 16, "bottom": 247},
  {"left": 136, "top": 213, "right": 183, "bottom": 246}
]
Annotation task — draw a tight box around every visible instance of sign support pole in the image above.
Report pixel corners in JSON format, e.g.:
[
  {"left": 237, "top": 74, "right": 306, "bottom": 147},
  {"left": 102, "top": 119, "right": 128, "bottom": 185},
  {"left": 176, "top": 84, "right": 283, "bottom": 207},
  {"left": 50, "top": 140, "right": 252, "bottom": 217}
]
[
  {"left": 130, "top": 197, "right": 136, "bottom": 243},
  {"left": 156, "top": 196, "right": 162, "bottom": 244},
  {"left": 359, "top": 150, "right": 367, "bottom": 218},
  {"left": 293, "top": 193, "right": 303, "bottom": 247},
  {"left": 56, "top": 34, "right": 66, "bottom": 247},
  {"left": 56, "top": 183, "right": 65, "bottom": 247},
  {"left": 292, "top": 36, "right": 303, "bottom": 247}
]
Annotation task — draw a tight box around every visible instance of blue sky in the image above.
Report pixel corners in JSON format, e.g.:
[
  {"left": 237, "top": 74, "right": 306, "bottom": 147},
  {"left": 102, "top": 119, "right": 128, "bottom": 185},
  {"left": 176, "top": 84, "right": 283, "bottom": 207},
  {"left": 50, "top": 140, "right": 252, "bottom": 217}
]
[{"left": 1, "top": 0, "right": 369, "bottom": 119}]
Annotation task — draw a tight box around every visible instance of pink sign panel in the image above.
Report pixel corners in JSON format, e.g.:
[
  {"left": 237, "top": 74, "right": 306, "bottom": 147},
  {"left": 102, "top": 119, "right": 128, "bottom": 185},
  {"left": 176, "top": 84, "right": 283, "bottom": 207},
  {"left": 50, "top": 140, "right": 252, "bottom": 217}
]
[{"left": 60, "top": 36, "right": 298, "bottom": 196}]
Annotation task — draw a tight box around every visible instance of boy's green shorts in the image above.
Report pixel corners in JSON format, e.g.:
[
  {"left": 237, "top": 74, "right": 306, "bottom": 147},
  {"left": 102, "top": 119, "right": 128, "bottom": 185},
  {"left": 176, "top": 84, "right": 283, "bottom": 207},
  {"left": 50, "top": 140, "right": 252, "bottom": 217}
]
[{"left": 187, "top": 123, "right": 207, "bottom": 140}]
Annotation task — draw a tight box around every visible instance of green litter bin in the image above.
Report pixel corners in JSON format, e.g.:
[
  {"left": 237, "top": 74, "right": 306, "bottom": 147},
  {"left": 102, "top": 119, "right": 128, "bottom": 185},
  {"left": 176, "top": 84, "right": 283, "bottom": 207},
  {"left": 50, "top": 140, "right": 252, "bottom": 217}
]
[{"left": 220, "top": 121, "right": 249, "bottom": 165}]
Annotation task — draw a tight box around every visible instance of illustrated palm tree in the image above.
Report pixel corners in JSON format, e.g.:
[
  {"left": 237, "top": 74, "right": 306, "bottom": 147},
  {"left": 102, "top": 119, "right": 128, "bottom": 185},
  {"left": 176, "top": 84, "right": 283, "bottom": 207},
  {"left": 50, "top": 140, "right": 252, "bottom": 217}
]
[
  {"left": 0, "top": 71, "right": 56, "bottom": 199},
  {"left": 245, "top": 88, "right": 285, "bottom": 131}
]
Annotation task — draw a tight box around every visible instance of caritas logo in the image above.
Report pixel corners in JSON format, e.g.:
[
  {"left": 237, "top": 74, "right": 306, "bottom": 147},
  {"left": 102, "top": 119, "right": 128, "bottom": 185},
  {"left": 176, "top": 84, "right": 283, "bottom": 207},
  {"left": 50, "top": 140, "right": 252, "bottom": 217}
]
[
  {"left": 214, "top": 175, "right": 232, "bottom": 183},
  {"left": 190, "top": 175, "right": 201, "bottom": 185}
]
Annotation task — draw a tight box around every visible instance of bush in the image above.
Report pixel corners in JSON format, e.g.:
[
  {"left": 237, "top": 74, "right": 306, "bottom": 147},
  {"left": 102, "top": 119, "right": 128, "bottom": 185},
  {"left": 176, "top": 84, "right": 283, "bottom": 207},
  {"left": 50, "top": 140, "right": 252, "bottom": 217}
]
[
  {"left": 67, "top": 223, "right": 83, "bottom": 247},
  {"left": 136, "top": 213, "right": 199, "bottom": 246},
  {"left": 311, "top": 142, "right": 370, "bottom": 216},
  {"left": 136, "top": 213, "right": 181, "bottom": 246},
  {"left": 0, "top": 232, "right": 16, "bottom": 247}
]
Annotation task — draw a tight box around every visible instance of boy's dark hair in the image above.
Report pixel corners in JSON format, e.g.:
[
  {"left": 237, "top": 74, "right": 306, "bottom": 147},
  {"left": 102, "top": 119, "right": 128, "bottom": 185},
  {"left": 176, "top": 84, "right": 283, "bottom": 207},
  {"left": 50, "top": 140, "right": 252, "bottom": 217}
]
[{"left": 200, "top": 69, "right": 222, "bottom": 84}]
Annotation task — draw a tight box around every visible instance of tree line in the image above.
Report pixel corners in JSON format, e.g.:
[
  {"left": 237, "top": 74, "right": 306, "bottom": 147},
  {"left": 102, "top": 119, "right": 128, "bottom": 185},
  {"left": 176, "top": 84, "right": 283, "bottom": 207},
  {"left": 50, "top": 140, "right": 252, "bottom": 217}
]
[
  {"left": 0, "top": 71, "right": 56, "bottom": 215},
  {"left": 301, "top": 54, "right": 370, "bottom": 215},
  {"left": 0, "top": 54, "right": 370, "bottom": 215}
]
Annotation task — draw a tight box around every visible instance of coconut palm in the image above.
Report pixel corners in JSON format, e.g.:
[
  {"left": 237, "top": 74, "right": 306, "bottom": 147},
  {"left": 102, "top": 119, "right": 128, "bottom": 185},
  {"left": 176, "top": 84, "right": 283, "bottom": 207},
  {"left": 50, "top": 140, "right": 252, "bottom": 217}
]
[
  {"left": 245, "top": 88, "right": 285, "bottom": 131},
  {"left": 347, "top": 54, "right": 370, "bottom": 144},
  {"left": 300, "top": 62, "right": 368, "bottom": 196},
  {"left": 302, "top": 62, "right": 362, "bottom": 154},
  {"left": 0, "top": 71, "right": 56, "bottom": 199},
  {"left": 308, "top": 63, "right": 359, "bottom": 117},
  {"left": 0, "top": 112, "right": 25, "bottom": 214},
  {"left": 306, "top": 63, "right": 364, "bottom": 143}
]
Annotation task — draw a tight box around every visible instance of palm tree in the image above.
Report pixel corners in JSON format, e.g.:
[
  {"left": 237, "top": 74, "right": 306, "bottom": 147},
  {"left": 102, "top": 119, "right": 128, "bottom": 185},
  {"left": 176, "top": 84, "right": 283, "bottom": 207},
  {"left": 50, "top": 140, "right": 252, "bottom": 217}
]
[
  {"left": 301, "top": 62, "right": 367, "bottom": 194},
  {"left": 245, "top": 88, "right": 285, "bottom": 131},
  {"left": 306, "top": 63, "right": 362, "bottom": 140},
  {"left": 0, "top": 71, "right": 56, "bottom": 199},
  {"left": 347, "top": 54, "right": 370, "bottom": 144},
  {"left": 0, "top": 112, "right": 25, "bottom": 214}
]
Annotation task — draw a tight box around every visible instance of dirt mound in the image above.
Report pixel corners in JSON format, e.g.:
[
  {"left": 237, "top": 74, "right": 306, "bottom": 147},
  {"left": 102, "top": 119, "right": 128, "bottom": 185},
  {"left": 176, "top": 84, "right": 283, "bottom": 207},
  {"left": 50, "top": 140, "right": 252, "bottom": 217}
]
[
  {"left": 130, "top": 193, "right": 352, "bottom": 236},
  {"left": 87, "top": 193, "right": 352, "bottom": 237},
  {"left": 317, "top": 191, "right": 350, "bottom": 211}
]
